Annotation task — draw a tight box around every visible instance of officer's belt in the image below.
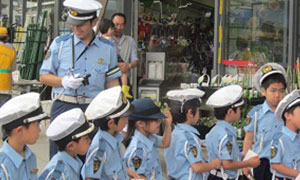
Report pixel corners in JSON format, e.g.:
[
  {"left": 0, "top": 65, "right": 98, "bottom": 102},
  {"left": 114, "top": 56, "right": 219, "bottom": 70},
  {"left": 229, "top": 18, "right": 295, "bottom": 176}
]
[
  {"left": 210, "top": 169, "right": 236, "bottom": 180},
  {"left": 55, "top": 94, "right": 93, "bottom": 104}
]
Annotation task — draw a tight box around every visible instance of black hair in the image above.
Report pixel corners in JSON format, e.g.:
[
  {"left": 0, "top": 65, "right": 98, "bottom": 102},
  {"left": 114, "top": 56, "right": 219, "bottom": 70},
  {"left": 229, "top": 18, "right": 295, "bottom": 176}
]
[
  {"left": 123, "top": 119, "right": 157, "bottom": 148},
  {"left": 57, "top": 137, "right": 80, "bottom": 151},
  {"left": 261, "top": 73, "right": 287, "bottom": 91},
  {"left": 169, "top": 99, "right": 200, "bottom": 124},
  {"left": 3, "top": 122, "right": 32, "bottom": 138},
  {"left": 98, "top": 117, "right": 120, "bottom": 131},
  {"left": 214, "top": 106, "right": 238, "bottom": 120},
  {"left": 283, "top": 102, "right": 300, "bottom": 122},
  {"left": 111, "top": 13, "right": 127, "bottom": 24},
  {"left": 99, "top": 19, "right": 115, "bottom": 34}
]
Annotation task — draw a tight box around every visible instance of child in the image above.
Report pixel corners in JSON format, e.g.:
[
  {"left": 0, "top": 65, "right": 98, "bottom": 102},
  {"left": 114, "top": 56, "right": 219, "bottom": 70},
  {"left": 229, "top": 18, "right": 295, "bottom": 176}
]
[
  {"left": 39, "top": 108, "right": 95, "bottom": 179},
  {"left": 99, "top": 19, "right": 132, "bottom": 100},
  {"left": 206, "top": 85, "right": 261, "bottom": 180},
  {"left": 81, "top": 86, "right": 140, "bottom": 180},
  {"left": 243, "top": 63, "right": 286, "bottom": 180},
  {"left": 0, "top": 92, "right": 48, "bottom": 179},
  {"left": 165, "top": 88, "right": 221, "bottom": 180},
  {"left": 270, "top": 90, "right": 300, "bottom": 180},
  {"left": 123, "top": 98, "right": 172, "bottom": 180}
]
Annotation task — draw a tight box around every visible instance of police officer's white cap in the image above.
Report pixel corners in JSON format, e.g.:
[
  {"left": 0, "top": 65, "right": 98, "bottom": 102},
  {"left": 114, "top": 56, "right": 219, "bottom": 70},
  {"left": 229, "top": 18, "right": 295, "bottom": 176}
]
[
  {"left": 85, "top": 86, "right": 135, "bottom": 121},
  {"left": 0, "top": 92, "right": 48, "bottom": 129},
  {"left": 275, "top": 90, "right": 300, "bottom": 123},
  {"left": 63, "top": 0, "right": 102, "bottom": 25},
  {"left": 47, "top": 108, "right": 95, "bottom": 141},
  {"left": 254, "top": 63, "right": 286, "bottom": 92},
  {"left": 167, "top": 88, "right": 205, "bottom": 102},
  {"left": 206, "top": 85, "right": 244, "bottom": 108}
]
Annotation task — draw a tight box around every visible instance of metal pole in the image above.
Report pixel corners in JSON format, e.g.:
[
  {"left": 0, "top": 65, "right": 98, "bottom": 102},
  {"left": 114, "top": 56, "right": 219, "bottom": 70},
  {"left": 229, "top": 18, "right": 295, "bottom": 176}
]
[
  {"left": 213, "top": 0, "right": 219, "bottom": 76},
  {"left": 22, "top": 0, "right": 26, "bottom": 26},
  {"left": 9, "top": 0, "right": 13, "bottom": 25},
  {"left": 36, "top": 0, "right": 42, "bottom": 24},
  {"left": 53, "top": 0, "right": 60, "bottom": 37}
]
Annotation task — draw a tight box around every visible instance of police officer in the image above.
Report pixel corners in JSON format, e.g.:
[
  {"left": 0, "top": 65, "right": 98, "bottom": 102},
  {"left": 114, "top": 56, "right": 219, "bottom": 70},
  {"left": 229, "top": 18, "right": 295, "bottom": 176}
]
[
  {"left": 39, "top": 0, "right": 121, "bottom": 158},
  {"left": 82, "top": 86, "right": 139, "bottom": 180},
  {"left": 206, "top": 85, "right": 260, "bottom": 180},
  {"left": 39, "top": 108, "right": 95, "bottom": 180},
  {"left": 0, "top": 92, "right": 49, "bottom": 180}
]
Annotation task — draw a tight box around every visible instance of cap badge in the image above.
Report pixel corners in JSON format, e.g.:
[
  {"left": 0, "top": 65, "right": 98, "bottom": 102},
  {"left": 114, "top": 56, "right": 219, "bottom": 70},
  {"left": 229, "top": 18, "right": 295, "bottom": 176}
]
[
  {"left": 132, "top": 156, "right": 142, "bottom": 170},
  {"left": 190, "top": 144, "right": 198, "bottom": 157},
  {"left": 69, "top": 9, "right": 78, "bottom": 16},
  {"left": 262, "top": 65, "right": 273, "bottom": 74},
  {"left": 97, "top": 58, "right": 105, "bottom": 64},
  {"left": 226, "top": 142, "right": 233, "bottom": 155},
  {"left": 271, "top": 145, "right": 278, "bottom": 159},
  {"left": 93, "top": 157, "right": 101, "bottom": 173}
]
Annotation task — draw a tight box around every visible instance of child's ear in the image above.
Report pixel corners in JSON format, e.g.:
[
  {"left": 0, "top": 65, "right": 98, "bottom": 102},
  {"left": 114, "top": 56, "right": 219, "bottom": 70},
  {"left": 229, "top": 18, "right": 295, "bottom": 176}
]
[
  {"left": 66, "top": 141, "right": 75, "bottom": 151},
  {"left": 261, "top": 87, "right": 266, "bottom": 96},
  {"left": 15, "top": 126, "right": 24, "bottom": 133},
  {"left": 284, "top": 112, "right": 291, "bottom": 122},
  {"left": 107, "top": 119, "right": 115, "bottom": 129},
  {"left": 136, "top": 121, "right": 145, "bottom": 128}
]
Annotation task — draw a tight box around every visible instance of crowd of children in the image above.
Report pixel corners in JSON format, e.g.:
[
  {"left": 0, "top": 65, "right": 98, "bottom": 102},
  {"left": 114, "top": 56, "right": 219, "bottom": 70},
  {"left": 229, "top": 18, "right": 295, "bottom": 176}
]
[{"left": 0, "top": 62, "right": 300, "bottom": 180}]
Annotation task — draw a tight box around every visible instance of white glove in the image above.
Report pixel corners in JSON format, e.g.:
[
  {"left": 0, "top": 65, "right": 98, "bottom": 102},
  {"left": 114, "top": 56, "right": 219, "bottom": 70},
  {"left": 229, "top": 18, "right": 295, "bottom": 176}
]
[
  {"left": 61, "top": 74, "right": 84, "bottom": 90},
  {"left": 296, "top": 173, "right": 300, "bottom": 180}
]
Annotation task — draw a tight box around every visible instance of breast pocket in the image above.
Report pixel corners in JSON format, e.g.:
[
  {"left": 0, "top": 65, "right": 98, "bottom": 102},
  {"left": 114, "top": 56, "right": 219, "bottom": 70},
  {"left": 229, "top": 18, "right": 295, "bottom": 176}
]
[{"left": 90, "top": 64, "right": 108, "bottom": 89}]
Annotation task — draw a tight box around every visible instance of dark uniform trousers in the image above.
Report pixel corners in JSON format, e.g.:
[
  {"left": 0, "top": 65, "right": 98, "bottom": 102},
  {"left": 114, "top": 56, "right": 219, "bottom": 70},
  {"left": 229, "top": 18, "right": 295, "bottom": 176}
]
[{"left": 253, "top": 158, "right": 272, "bottom": 180}]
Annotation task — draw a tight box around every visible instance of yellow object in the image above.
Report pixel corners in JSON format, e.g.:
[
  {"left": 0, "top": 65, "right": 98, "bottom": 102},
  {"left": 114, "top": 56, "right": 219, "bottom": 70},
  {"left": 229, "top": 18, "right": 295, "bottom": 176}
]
[
  {"left": 0, "top": 27, "right": 8, "bottom": 36},
  {"left": 122, "top": 85, "right": 133, "bottom": 99},
  {"left": 0, "top": 43, "right": 15, "bottom": 90}
]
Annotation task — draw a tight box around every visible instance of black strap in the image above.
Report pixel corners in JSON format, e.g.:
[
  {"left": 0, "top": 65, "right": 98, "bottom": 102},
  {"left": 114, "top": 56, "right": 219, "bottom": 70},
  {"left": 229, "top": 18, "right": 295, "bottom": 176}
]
[{"left": 76, "top": 34, "right": 96, "bottom": 61}]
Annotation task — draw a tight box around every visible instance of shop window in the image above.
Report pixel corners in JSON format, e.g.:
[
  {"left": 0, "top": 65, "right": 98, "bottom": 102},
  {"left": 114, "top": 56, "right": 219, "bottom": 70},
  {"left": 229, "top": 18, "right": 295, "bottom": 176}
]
[
  {"left": 137, "top": 0, "right": 214, "bottom": 98},
  {"left": 223, "top": 0, "right": 289, "bottom": 86}
]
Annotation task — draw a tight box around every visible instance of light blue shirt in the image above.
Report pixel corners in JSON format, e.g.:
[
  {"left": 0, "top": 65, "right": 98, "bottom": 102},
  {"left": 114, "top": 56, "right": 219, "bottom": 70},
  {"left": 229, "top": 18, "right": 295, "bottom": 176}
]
[
  {"left": 164, "top": 123, "right": 205, "bottom": 180},
  {"left": 0, "top": 140, "right": 38, "bottom": 180},
  {"left": 244, "top": 101, "right": 283, "bottom": 158},
  {"left": 206, "top": 120, "right": 240, "bottom": 179},
  {"left": 270, "top": 126, "right": 300, "bottom": 179},
  {"left": 40, "top": 33, "right": 121, "bottom": 98},
  {"left": 38, "top": 151, "right": 82, "bottom": 180},
  {"left": 113, "top": 34, "right": 138, "bottom": 63},
  {"left": 81, "top": 129, "right": 128, "bottom": 180},
  {"left": 124, "top": 130, "right": 163, "bottom": 180}
]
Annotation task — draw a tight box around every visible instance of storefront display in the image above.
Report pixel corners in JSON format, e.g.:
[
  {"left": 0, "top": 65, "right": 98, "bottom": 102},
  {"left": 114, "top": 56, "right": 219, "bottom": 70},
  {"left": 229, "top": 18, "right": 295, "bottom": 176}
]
[{"left": 137, "top": 0, "right": 215, "bottom": 100}]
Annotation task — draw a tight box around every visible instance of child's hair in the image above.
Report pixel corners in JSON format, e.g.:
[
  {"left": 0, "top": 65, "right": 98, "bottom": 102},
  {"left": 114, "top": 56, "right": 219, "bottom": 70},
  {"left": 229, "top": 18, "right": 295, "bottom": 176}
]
[
  {"left": 283, "top": 103, "right": 300, "bottom": 122},
  {"left": 170, "top": 99, "right": 200, "bottom": 124},
  {"left": 56, "top": 137, "right": 80, "bottom": 151},
  {"left": 3, "top": 122, "right": 31, "bottom": 137},
  {"left": 214, "top": 106, "right": 238, "bottom": 120},
  {"left": 98, "top": 117, "right": 120, "bottom": 131},
  {"left": 261, "top": 73, "right": 286, "bottom": 90},
  {"left": 99, "top": 18, "right": 115, "bottom": 35},
  {"left": 123, "top": 119, "right": 156, "bottom": 148}
]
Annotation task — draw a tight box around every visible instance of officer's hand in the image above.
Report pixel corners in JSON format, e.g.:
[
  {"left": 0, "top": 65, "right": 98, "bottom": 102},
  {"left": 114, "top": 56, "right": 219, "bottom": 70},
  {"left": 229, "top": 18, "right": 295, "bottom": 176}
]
[
  {"left": 247, "top": 155, "right": 260, "bottom": 168},
  {"left": 210, "top": 159, "right": 221, "bottom": 169},
  {"left": 127, "top": 168, "right": 146, "bottom": 179},
  {"left": 163, "top": 109, "right": 172, "bottom": 127},
  {"left": 118, "top": 62, "right": 129, "bottom": 73},
  {"left": 242, "top": 168, "right": 253, "bottom": 180},
  {"left": 61, "top": 74, "right": 84, "bottom": 89}
]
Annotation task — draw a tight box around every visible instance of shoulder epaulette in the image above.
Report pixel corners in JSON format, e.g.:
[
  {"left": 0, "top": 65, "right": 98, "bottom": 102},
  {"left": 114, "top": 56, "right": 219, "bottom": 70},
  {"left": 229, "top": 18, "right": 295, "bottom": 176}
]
[
  {"left": 55, "top": 34, "right": 72, "bottom": 43},
  {"left": 98, "top": 36, "right": 114, "bottom": 47}
]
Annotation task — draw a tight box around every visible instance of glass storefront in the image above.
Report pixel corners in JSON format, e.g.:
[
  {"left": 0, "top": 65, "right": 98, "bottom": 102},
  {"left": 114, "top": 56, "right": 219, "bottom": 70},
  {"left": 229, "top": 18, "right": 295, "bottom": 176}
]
[{"left": 219, "top": 0, "right": 289, "bottom": 86}]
